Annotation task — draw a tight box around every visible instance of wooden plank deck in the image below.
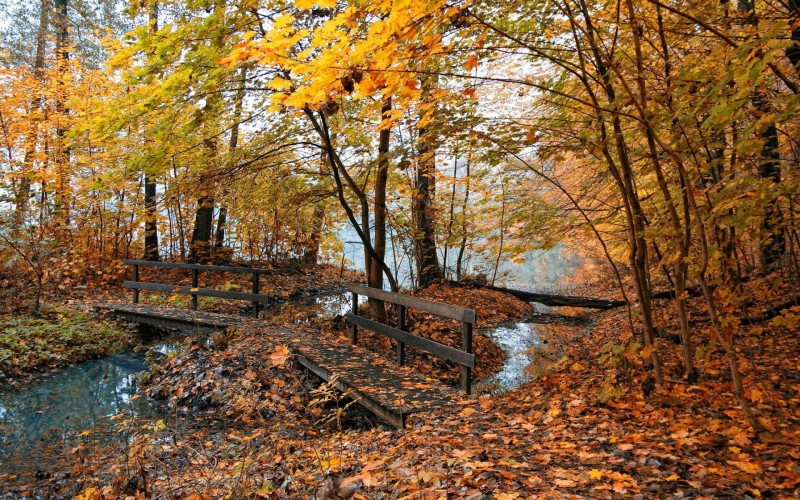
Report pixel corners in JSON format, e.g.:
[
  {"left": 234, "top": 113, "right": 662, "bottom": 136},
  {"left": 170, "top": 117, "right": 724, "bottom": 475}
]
[
  {"left": 96, "top": 303, "right": 459, "bottom": 428},
  {"left": 97, "top": 303, "right": 243, "bottom": 331}
]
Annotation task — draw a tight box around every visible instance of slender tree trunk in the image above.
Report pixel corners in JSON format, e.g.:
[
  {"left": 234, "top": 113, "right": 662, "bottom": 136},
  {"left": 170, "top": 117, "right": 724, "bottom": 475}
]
[
  {"left": 368, "top": 98, "right": 391, "bottom": 320},
  {"left": 785, "top": 1, "right": 800, "bottom": 76},
  {"left": 143, "top": 177, "right": 159, "bottom": 260},
  {"left": 142, "top": 1, "right": 160, "bottom": 261},
  {"left": 15, "top": 0, "right": 48, "bottom": 226},
  {"left": 214, "top": 66, "right": 248, "bottom": 251},
  {"left": 214, "top": 207, "right": 227, "bottom": 247},
  {"left": 189, "top": 98, "right": 217, "bottom": 260},
  {"left": 758, "top": 111, "right": 783, "bottom": 269},
  {"left": 190, "top": 165, "right": 216, "bottom": 261},
  {"left": 443, "top": 149, "right": 459, "bottom": 277},
  {"left": 490, "top": 180, "right": 506, "bottom": 286},
  {"left": 413, "top": 123, "right": 442, "bottom": 288},
  {"left": 456, "top": 154, "right": 471, "bottom": 280},
  {"left": 304, "top": 153, "right": 327, "bottom": 265},
  {"left": 53, "top": 0, "right": 70, "bottom": 222}
]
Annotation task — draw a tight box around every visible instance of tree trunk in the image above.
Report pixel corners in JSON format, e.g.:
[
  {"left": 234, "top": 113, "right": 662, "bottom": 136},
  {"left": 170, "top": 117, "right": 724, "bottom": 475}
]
[
  {"left": 759, "top": 115, "right": 783, "bottom": 268},
  {"left": 786, "top": 1, "right": 800, "bottom": 75},
  {"left": 190, "top": 189, "right": 215, "bottom": 262},
  {"left": 190, "top": 131, "right": 216, "bottom": 264},
  {"left": 215, "top": 66, "right": 247, "bottom": 250},
  {"left": 304, "top": 204, "right": 324, "bottom": 264},
  {"left": 143, "top": 175, "right": 159, "bottom": 260},
  {"left": 456, "top": 154, "right": 470, "bottom": 280},
  {"left": 443, "top": 149, "right": 459, "bottom": 277},
  {"left": 490, "top": 180, "right": 506, "bottom": 286},
  {"left": 413, "top": 123, "right": 442, "bottom": 288},
  {"left": 53, "top": 0, "right": 70, "bottom": 222},
  {"left": 368, "top": 98, "right": 391, "bottom": 321},
  {"left": 15, "top": 0, "right": 48, "bottom": 226},
  {"left": 142, "top": 1, "right": 159, "bottom": 261},
  {"left": 214, "top": 206, "right": 227, "bottom": 247},
  {"left": 304, "top": 153, "right": 327, "bottom": 265}
]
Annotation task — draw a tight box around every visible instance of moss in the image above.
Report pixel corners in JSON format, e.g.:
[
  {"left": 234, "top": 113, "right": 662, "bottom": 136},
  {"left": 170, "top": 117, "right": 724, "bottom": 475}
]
[{"left": 0, "top": 306, "right": 132, "bottom": 378}]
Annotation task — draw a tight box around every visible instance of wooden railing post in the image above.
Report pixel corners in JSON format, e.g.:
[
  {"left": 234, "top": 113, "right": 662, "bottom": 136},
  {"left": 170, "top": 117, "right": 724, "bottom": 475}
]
[
  {"left": 251, "top": 272, "right": 260, "bottom": 318},
  {"left": 191, "top": 269, "right": 199, "bottom": 310},
  {"left": 132, "top": 264, "right": 139, "bottom": 304},
  {"left": 397, "top": 305, "right": 406, "bottom": 365},
  {"left": 461, "top": 320, "right": 473, "bottom": 394},
  {"left": 350, "top": 292, "right": 358, "bottom": 344}
]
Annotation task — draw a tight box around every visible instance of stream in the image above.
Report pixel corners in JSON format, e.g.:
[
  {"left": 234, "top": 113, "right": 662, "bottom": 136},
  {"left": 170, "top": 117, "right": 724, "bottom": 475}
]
[
  {"left": 0, "top": 345, "right": 181, "bottom": 482},
  {"left": 0, "top": 245, "right": 595, "bottom": 489}
]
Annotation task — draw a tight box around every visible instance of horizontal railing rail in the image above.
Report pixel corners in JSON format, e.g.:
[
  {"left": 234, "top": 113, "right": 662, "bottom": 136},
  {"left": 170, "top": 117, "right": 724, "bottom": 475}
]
[
  {"left": 123, "top": 259, "right": 273, "bottom": 275},
  {"left": 347, "top": 284, "right": 476, "bottom": 323},
  {"left": 123, "top": 260, "right": 270, "bottom": 318},
  {"left": 345, "top": 284, "right": 477, "bottom": 394}
]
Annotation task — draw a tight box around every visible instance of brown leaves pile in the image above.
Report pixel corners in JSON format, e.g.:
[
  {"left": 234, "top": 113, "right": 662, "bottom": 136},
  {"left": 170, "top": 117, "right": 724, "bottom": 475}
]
[{"left": 70, "top": 285, "right": 798, "bottom": 498}]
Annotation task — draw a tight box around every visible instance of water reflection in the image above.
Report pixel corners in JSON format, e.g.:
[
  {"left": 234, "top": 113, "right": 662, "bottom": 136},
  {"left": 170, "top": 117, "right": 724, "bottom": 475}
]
[
  {"left": 476, "top": 322, "right": 541, "bottom": 393},
  {"left": 340, "top": 221, "right": 599, "bottom": 292},
  {"left": 476, "top": 306, "right": 590, "bottom": 394},
  {"left": 263, "top": 292, "right": 364, "bottom": 323},
  {"left": 0, "top": 349, "right": 164, "bottom": 478},
  {"left": 499, "top": 244, "right": 599, "bottom": 291}
]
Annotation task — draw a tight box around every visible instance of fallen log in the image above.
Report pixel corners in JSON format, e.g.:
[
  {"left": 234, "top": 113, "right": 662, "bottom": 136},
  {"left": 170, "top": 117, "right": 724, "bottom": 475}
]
[
  {"left": 448, "top": 281, "right": 627, "bottom": 309},
  {"left": 741, "top": 296, "right": 800, "bottom": 325}
]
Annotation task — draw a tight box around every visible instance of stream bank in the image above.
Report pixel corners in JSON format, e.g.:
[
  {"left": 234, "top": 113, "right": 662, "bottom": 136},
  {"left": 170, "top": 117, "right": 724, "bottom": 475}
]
[
  {"left": 0, "top": 246, "right": 603, "bottom": 496},
  {"left": 0, "top": 336, "right": 178, "bottom": 497},
  {"left": 0, "top": 307, "right": 133, "bottom": 388}
]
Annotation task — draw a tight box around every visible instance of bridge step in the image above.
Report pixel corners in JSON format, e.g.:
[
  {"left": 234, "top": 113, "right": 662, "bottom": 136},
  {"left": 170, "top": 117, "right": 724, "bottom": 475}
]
[{"left": 96, "top": 303, "right": 459, "bottom": 428}]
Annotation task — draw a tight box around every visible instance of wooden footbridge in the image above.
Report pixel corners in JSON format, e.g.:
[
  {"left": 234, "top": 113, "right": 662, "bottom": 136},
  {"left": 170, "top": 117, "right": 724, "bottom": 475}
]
[{"left": 98, "top": 260, "right": 476, "bottom": 428}]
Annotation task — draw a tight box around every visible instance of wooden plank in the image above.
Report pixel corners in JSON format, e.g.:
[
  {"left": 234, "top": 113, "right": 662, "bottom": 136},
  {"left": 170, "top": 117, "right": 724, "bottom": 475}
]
[
  {"left": 132, "top": 264, "right": 139, "bottom": 304},
  {"left": 281, "top": 327, "right": 457, "bottom": 422},
  {"left": 350, "top": 292, "right": 358, "bottom": 344},
  {"left": 123, "top": 259, "right": 273, "bottom": 275},
  {"left": 123, "top": 281, "right": 272, "bottom": 303},
  {"left": 397, "top": 305, "right": 406, "bottom": 365},
  {"left": 98, "top": 303, "right": 242, "bottom": 325},
  {"left": 347, "top": 284, "right": 476, "bottom": 323},
  {"left": 191, "top": 269, "right": 199, "bottom": 310},
  {"left": 292, "top": 352, "right": 406, "bottom": 428},
  {"left": 346, "top": 314, "right": 475, "bottom": 369},
  {"left": 461, "top": 321, "right": 473, "bottom": 394},
  {"left": 103, "top": 308, "right": 237, "bottom": 332}
]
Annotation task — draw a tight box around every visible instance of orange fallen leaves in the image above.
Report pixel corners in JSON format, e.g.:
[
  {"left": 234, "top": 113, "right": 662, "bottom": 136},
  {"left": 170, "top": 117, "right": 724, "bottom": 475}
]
[{"left": 268, "top": 345, "right": 291, "bottom": 367}]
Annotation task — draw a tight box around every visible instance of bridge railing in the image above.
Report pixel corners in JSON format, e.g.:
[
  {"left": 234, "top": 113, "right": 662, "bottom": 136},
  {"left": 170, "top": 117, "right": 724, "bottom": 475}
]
[
  {"left": 123, "top": 259, "right": 272, "bottom": 318},
  {"left": 345, "top": 284, "right": 477, "bottom": 394}
]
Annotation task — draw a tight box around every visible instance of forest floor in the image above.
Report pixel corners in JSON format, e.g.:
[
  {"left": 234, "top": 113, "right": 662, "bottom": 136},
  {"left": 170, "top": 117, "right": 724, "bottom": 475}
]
[{"left": 1, "top": 264, "right": 799, "bottom": 498}]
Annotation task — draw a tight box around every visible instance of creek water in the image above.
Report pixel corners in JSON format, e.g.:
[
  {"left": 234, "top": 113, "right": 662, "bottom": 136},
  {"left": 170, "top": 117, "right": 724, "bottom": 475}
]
[
  {"left": 0, "top": 244, "right": 596, "bottom": 487},
  {"left": 473, "top": 305, "right": 591, "bottom": 394},
  {"left": 0, "top": 347, "right": 169, "bottom": 486}
]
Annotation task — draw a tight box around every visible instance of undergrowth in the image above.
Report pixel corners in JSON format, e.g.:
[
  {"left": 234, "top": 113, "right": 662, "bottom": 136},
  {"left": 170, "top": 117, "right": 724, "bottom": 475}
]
[{"left": 0, "top": 306, "right": 132, "bottom": 380}]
